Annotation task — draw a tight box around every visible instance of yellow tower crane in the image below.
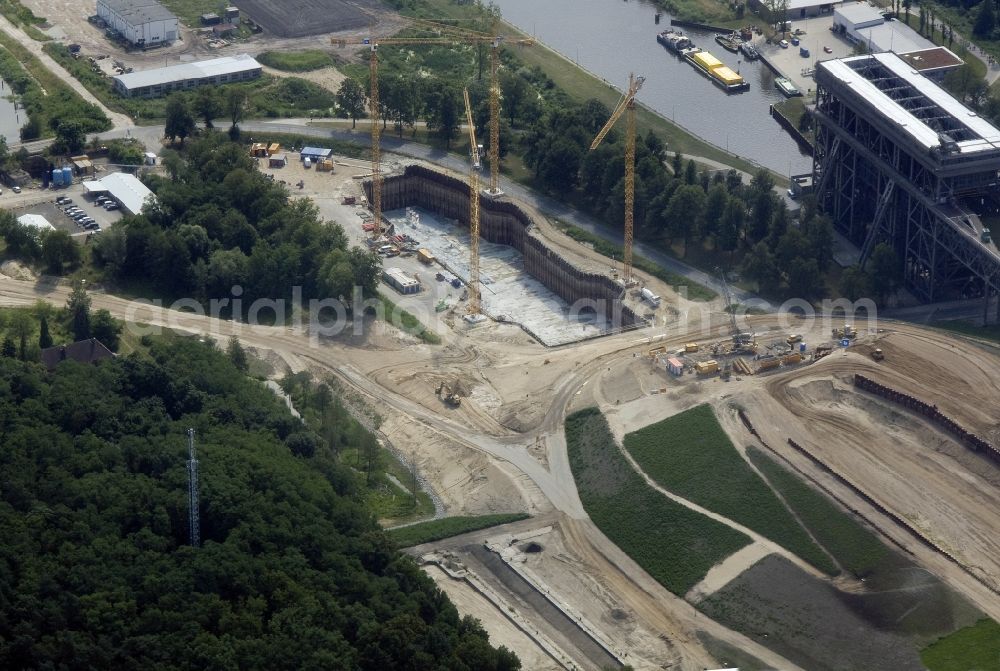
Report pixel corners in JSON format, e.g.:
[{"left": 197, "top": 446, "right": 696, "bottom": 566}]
[
  {"left": 336, "top": 21, "right": 532, "bottom": 238},
  {"left": 589, "top": 73, "right": 644, "bottom": 285},
  {"left": 463, "top": 87, "right": 482, "bottom": 316}
]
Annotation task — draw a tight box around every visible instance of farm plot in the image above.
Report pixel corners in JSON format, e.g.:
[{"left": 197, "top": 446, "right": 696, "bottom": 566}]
[
  {"left": 624, "top": 405, "right": 837, "bottom": 575},
  {"left": 237, "top": 0, "right": 380, "bottom": 37},
  {"left": 565, "top": 407, "right": 750, "bottom": 596}
]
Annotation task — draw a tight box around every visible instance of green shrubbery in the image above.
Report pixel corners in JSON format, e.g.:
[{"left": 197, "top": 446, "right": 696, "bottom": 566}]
[
  {"left": 566, "top": 407, "right": 750, "bottom": 595},
  {"left": 625, "top": 405, "right": 838, "bottom": 575},
  {"left": 921, "top": 618, "right": 1000, "bottom": 671},
  {"left": 389, "top": 513, "right": 531, "bottom": 547},
  {"left": 258, "top": 50, "right": 334, "bottom": 72}
]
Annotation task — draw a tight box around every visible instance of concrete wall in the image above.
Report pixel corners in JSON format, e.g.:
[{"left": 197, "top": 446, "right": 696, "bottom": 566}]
[{"left": 371, "top": 165, "right": 642, "bottom": 328}]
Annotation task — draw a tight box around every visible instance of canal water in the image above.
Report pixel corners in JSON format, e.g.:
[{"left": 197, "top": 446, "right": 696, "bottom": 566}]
[
  {"left": 0, "top": 78, "right": 25, "bottom": 144},
  {"left": 493, "top": 0, "right": 813, "bottom": 176}
]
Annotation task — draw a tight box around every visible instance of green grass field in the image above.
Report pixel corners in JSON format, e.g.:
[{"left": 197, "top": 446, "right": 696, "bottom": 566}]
[
  {"left": 624, "top": 405, "right": 837, "bottom": 575},
  {"left": 921, "top": 619, "right": 1000, "bottom": 671},
  {"left": 930, "top": 319, "right": 1000, "bottom": 346},
  {"left": 389, "top": 513, "right": 531, "bottom": 547},
  {"left": 377, "top": 294, "right": 441, "bottom": 345},
  {"left": 746, "top": 446, "right": 895, "bottom": 578},
  {"left": 566, "top": 407, "right": 751, "bottom": 596},
  {"left": 258, "top": 50, "right": 335, "bottom": 72}
]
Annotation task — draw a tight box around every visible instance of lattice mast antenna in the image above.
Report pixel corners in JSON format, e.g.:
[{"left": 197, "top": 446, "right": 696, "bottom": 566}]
[
  {"left": 589, "top": 73, "right": 644, "bottom": 284},
  {"left": 463, "top": 87, "right": 482, "bottom": 316},
  {"left": 186, "top": 428, "right": 200, "bottom": 548}
]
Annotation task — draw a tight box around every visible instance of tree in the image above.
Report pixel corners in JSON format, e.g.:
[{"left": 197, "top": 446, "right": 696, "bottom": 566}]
[
  {"left": 225, "top": 88, "right": 248, "bottom": 134},
  {"left": 703, "top": 183, "right": 729, "bottom": 240},
  {"left": 9, "top": 310, "right": 34, "bottom": 360},
  {"left": 165, "top": 94, "right": 195, "bottom": 144},
  {"left": 718, "top": 197, "right": 744, "bottom": 252},
  {"left": 90, "top": 309, "right": 121, "bottom": 351},
  {"left": 337, "top": 78, "right": 366, "bottom": 129},
  {"left": 742, "top": 241, "right": 781, "bottom": 292},
  {"left": 839, "top": 265, "right": 875, "bottom": 301},
  {"left": 684, "top": 158, "right": 698, "bottom": 185},
  {"left": 53, "top": 120, "right": 85, "bottom": 154},
  {"left": 193, "top": 87, "right": 222, "bottom": 128},
  {"left": 66, "top": 280, "right": 92, "bottom": 341},
  {"left": 975, "top": 0, "right": 995, "bottom": 37},
  {"left": 536, "top": 138, "right": 583, "bottom": 195},
  {"left": 0, "top": 337, "right": 14, "bottom": 358},
  {"left": 427, "top": 84, "right": 461, "bottom": 148},
  {"left": 787, "top": 257, "right": 824, "bottom": 299},
  {"left": 41, "top": 229, "right": 81, "bottom": 274},
  {"left": 664, "top": 184, "right": 707, "bottom": 254},
  {"left": 39, "top": 315, "right": 53, "bottom": 349},
  {"left": 227, "top": 336, "right": 249, "bottom": 373},
  {"left": 748, "top": 191, "right": 775, "bottom": 243}
]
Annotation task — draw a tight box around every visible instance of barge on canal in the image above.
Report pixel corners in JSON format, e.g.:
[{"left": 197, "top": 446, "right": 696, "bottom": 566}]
[
  {"left": 657, "top": 29, "right": 693, "bottom": 54},
  {"left": 686, "top": 49, "right": 750, "bottom": 93}
]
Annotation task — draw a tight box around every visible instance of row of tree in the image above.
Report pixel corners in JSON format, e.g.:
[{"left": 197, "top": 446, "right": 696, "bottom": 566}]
[{"left": 0, "top": 210, "right": 82, "bottom": 275}]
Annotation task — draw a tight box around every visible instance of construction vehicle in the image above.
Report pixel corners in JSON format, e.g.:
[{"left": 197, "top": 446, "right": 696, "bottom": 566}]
[
  {"left": 814, "top": 344, "right": 834, "bottom": 360},
  {"left": 463, "top": 87, "right": 482, "bottom": 316},
  {"left": 832, "top": 323, "right": 857, "bottom": 339},
  {"left": 757, "top": 357, "right": 780, "bottom": 372},
  {"left": 436, "top": 382, "right": 461, "bottom": 407},
  {"left": 335, "top": 20, "right": 533, "bottom": 237},
  {"left": 590, "top": 73, "right": 645, "bottom": 284},
  {"left": 695, "top": 360, "right": 719, "bottom": 375},
  {"left": 872, "top": 348, "right": 884, "bottom": 361},
  {"left": 786, "top": 333, "right": 803, "bottom": 346},
  {"left": 684, "top": 342, "right": 699, "bottom": 353}
]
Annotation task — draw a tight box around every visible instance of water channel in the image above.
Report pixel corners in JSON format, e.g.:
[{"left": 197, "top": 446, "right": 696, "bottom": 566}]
[
  {"left": 492, "top": 0, "right": 813, "bottom": 176},
  {"left": 0, "top": 78, "right": 25, "bottom": 144}
]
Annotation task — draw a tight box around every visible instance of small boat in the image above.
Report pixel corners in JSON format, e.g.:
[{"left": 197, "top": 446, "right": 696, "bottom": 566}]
[
  {"left": 657, "top": 29, "right": 693, "bottom": 54},
  {"left": 739, "top": 41, "right": 759, "bottom": 60},
  {"left": 775, "top": 76, "right": 802, "bottom": 97},
  {"left": 714, "top": 32, "right": 742, "bottom": 53}
]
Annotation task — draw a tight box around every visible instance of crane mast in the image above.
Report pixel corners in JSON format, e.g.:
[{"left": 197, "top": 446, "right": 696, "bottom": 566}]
[
  {"left": 368, "top": 42, "right": 382, "bottom": 237},
  {"left": 463, "top": 88, "right": 482, "bottom": 316},
  {"left": 589, "top": 73, "right": 644, "bottom": 285}
]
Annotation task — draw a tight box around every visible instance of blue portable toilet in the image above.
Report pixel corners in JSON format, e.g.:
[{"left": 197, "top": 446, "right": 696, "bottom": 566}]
[
  {"left": 62, "top": 166, "right": 73, "bottom": 184},
  {"left": 799, "top": 342, "right": 807, "bottom": 353},
  {"left": 51, "top": 168, "right": 62, "bottom": 187}
]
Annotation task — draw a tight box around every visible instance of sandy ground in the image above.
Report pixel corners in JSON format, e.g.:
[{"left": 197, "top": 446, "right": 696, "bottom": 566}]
[
  {"left": 425, "top": 564, "right": 561, "bottom": 671},
  {"left": 686, "top": 542, "right": 774, "bottom": 604}
]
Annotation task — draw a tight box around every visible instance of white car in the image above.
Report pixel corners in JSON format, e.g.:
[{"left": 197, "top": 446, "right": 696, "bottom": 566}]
[
  {"left": 779, "top": 39, "right": 789, "bottom": 49},
  {"left": 12, "top": 186, "right": 21, "bottom": 193}
]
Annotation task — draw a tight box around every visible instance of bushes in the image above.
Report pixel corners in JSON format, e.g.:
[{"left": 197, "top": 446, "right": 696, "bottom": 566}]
[
  {"left": 566, "top": 407, "right": 750, "bottom": 595},
  {"left": 624, "top": 405, "right": 838, "bottom": 575},
  {"left": 747, "top": 446, "right": 894, "bottom": 578},
  {"left": 258, "top": 50, "right": 334, "bottom": 72}
]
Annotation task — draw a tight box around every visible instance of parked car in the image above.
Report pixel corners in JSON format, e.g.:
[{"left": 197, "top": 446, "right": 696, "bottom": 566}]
[
  {"left": 12, "top": 186, "right": 20, "bottom": 194},
  {"left": 55, "top": 196, "right": 67, "bottom": 204},
  {"left": 103, "top": 202, "right": 119, "bottom": 211},
  {"left": 85, "top": 222, "right": 100, "bottom": 230}
]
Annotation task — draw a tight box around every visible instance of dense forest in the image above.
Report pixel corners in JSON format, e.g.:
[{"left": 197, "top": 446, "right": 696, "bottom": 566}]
[
  {"left": 0, "top": 334, "right": 520, "bottom": 669},
  {"left": 86, "top": 134, "right": 381, "bottom": 308}
]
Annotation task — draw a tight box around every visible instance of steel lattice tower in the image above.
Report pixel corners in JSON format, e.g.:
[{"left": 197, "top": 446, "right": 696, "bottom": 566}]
[{"left": 187, "top": 428, "right": 200, "bottom": 548}]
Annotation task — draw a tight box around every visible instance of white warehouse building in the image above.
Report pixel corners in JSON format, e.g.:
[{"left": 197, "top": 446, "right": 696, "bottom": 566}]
[
  {"left": 113, "top": 54, "right": 263, "bottom": 98},
  {"left": 96, "top": 0, "right": 178, "bottom": 48}
]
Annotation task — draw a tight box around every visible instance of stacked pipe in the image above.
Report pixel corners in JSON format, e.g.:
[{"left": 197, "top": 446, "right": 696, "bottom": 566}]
[{"left": 854, "top": 374, "right": 999, "bottom": 464}]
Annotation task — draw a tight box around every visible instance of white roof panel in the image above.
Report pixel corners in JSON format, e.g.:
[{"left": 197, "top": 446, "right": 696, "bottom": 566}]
[
  {"left": 114, "top": 54, "right": 261, "bottom": 90},
  {"left": 823, "top": 53, "right": 1000, "bottom": 153},
  {"left": 98, "top": 172, "right": 155, "bottom": 215},
  {"left": 835, "top": 3, "right": 884, "bottom": 25},
  {"left": 17, "top": 214, "right": 54, "bottom": 231}
]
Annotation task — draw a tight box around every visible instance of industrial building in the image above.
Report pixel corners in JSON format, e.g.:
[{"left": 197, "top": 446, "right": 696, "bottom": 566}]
[
  {"left": 832, "top": 5, "right": 937, "bottom": 56},
  {"left": 750, "top": 0, "right": 837, "bottom": 20},
  {"left": 300, "top": 147, "right": 333, "bottom": 163},
  {"left": 113, "top": 54, "right": 262, "bottom": 98},
  {"left": 812, "top": 53, "right": 1000, "bottom": 319},
  {"left": 96, "top": 0, "right": 178, "bottom": 48},
  {"left": 16, "top": 214, "right": 54, "bottom": 232},
  {"left": 82, "top": 172, "right": 156, "bottom": 215},
  {"left": 382, "top": 267, "right": 421, "bottom": 295},
  {"left": 897, "top": 47, "right": 965, "bottom": 82}
]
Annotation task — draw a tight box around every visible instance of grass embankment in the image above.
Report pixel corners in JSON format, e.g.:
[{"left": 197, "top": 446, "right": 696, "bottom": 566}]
[
  {"left": 746, "top": 446, "right": 895, "bottom": 577},
  {"left": 258, "top": 50, "right": 335, "bottom": 72},
  {"left": 625, "top": 405, "right": 837, "bottom": 575},
  {"left": 0, "top": 0, "right": 49, "bottom": 41},
  {"left": 389, "top": 513, "right": 531, "bottom": 548},
  {"left": 416, "top": 0, "right": 771, "bottom": 181},
  {"left": 557, "top": 223, "right": 717, "bottom": 301},
  {"left": 566, "top": 407, "right": 751, "bottom": 595},
  {"left": 0, "top": 32, "right": 110, "bottom": 139},
  {"left": 920, "top": 618, "right": 1000, "bottom": 671},
  {"left": 378, "top": 293, "right": 442, "bottom": 345},
  {"left": 931, "top": 319, "right": 1000, "bottom": 346}
]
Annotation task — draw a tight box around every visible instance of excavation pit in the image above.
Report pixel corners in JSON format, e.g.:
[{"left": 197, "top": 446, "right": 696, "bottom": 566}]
[
  {"left": 374, "top": 166, "right": 646, "bottom": 346},
  {"left": 520, "top": 542, "right": 544, "bottom": 554}
]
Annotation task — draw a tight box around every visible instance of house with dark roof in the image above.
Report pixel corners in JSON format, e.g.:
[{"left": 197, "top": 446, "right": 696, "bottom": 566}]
[{"left": 41, "top": 339, "right": 116, "bottom": 370}]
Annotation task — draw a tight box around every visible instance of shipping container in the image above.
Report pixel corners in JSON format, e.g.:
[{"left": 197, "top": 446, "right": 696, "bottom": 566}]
[
  {"left": 711, "top": 66, "right": 744, "bottom": 86},
  {"left": 695, "top": 360, "right": 719, "bottom": 375},
  {"left": 692, "top": 51, "right": 724, "bottom": 71},
  {"left": 417, "top": 249, "right": 435, "bottom": 265}
]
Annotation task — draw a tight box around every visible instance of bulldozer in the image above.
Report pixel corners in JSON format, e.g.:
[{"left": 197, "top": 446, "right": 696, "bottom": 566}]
[
  {"left": 871, "top": 348, "right": 884, "bottom": 361},
  {"left": 436, "top": 382, "right": 461, "bottom": 408}
]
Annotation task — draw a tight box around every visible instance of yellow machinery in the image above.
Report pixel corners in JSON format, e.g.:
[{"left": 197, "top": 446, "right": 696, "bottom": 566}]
[
  {"left": 463, "top": 87, "right": 482, "bottom": 316},
  {"left": 589, "top": 73, "right": 644, "bottom": 284},
  {"left": 336, "top": 19, "right": 532, "bottom": 238}
]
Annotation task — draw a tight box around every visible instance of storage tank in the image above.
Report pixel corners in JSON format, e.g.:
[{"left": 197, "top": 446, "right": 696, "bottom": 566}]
[
  {"left": 62, "top": 166, "right": 73, "bottom": 184},
  {"left": 51, "top": 168, "right": 63, "bottom": 186},
  {"left": 641, "top": 287, "right": 661, "bottom": 306}
]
